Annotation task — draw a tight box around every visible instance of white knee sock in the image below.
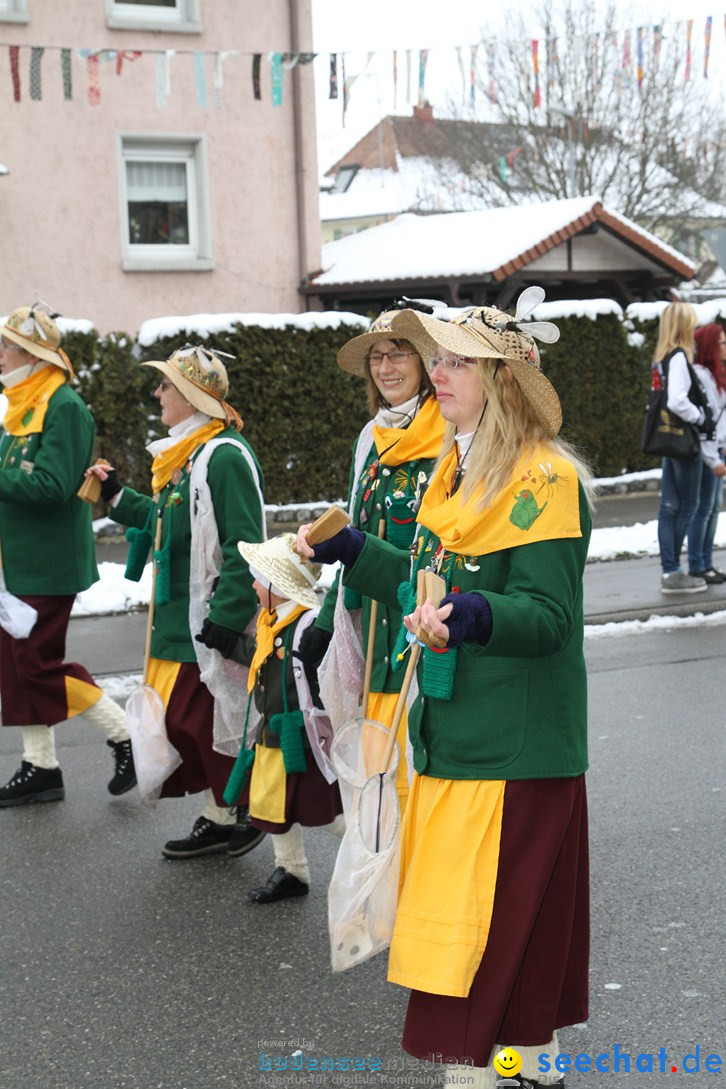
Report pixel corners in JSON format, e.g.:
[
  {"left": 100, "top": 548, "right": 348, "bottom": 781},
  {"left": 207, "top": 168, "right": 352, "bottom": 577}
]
[
  {"left": 443, "top": 1062, "right": 495, "bottom": 1088},
  {"left": 202, "top": 789, "right": 236, "bottom": 826},
  {"left": 516, "top": 1033, "right": 561, "bottom": 1083},
  {"left": 272, "top": 823, "right": 310, "bottom": 884},
  {"left": 83, "top": 692, "right": 129, "bottom": 743},
  {"left": 21, "top": 725, "right": 58, "bottom": 769}
]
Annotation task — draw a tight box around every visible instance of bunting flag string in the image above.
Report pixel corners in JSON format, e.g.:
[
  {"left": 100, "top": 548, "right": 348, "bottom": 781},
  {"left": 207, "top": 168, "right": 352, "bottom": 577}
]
[
  {"left": 532, "top": 39, "right": 541, "bottom": 107},
  {"left": 486, "top": 39, "right": 496, "bottom": 104},
  {"left": 685, "top": 19, "right": 693, "bottom": 81},
  {"left": 9, "top": 44, "right": 20, "bottom": 102},
  {"left": 251, "top": 53, "right": 261, "bottom": 101},
  {"left": 704, "top": 16, "right": 712, "bottom": 77},
  {"left": 195, "top": 51, "right": 208, "bottom": 106},
  {"left": 86, "top": 52, "right": 100, "bottom": 106},
  {"left": 214, "top": 50, "right": 236, "bottom": 108},
  {"left": 116, "top": 49, "right": 142, "bottom": 75},
  {"left": 270, "top": 51, "right": 283, "bottom": 106},
  {"left": 469, "top": 44, "right": 478, "bottom": 107},
  {"left": 60, "top": 48, "right": 72, "bottom": 100},
  {"left": 636, "top": 27, "right": 644, "bottom": 93},
  {"left": 405, "top": 49, "right": 412, "bottom": 104},
  {"left": 329, "top": 52, "right": 337, "bottom": 99},
  {"left": 417, "top": 48, "right": 429, "bottom": 107},
  {"left": 392, "top": 49, "right": 398, "bottom": 109},
  {"left": 341, "top": 52, "right": 348, "bottom": 125},
  {"left": 547, "top": 37, "right": 558, "bottom": 93},
  {"left": 29, "top": 45, "right": 43, "bottom": 101}
]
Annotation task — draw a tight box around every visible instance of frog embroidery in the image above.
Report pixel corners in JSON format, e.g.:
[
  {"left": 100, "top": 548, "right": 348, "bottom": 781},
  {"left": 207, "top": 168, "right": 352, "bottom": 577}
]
[{"left": 510, "top": 488, "right": 547, "bottom": 530}]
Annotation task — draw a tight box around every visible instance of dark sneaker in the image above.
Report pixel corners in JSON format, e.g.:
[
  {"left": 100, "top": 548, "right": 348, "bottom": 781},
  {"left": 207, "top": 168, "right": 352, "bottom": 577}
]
[
  {"left": 0, "top": 761, "right": 65, "bottom": 806},
  {"left": 660, "top": 571, "right": 707, "bottom": 593},
  {"left": 227, "top": 806, "right": 266, "bottom": 857},
  {"left": 247, "top": 866, "right": 309, "bottom": 904},
  {"left": 691, "top": 568, "right": 726, "bottom": 585},
  {"left": 107, "top": 739, "right": 137, "bottom": 796},
  {"left": 162, "top": 816, "right": 235, "bottom": 859}
]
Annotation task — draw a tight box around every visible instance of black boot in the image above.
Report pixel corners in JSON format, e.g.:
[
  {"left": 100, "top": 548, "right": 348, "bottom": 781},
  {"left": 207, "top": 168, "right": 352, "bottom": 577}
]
[
  {"left": 227, "top": 806, "right": 266, "bottom": 857},
  {"left": 162, "top": 816, "right": 236, "bottom": 859},
  {"left": 107, "top": 739, "right": 137, "bottom": 796},
  {"left": 0, "top": 761, "right": 65, "bottom": 806},
  {"left": 247, "top": 867, "right": 309, "bottom": 904}
]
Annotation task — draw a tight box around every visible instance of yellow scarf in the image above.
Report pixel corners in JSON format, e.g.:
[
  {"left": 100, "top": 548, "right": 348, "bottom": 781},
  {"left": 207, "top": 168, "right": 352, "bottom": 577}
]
[
  {"left": 150, "top": 420, "right": 224, "bottom": 493},
  {"left": 247, "top": 604, "right": 308, "bottom": 693},
  {"left": 418, "top": 443, "right": 582, "bottom": 556},
  {"left": 3, "top": 366, "right": 67, "bottom": 436},
  {"left": 372, "top": 396, "right": 445, "bottom": 466}
]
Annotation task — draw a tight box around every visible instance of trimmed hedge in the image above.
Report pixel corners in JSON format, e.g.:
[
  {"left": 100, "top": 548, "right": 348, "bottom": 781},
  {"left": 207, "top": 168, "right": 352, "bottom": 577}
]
[{"left": 61, "top": 312, "right": 724, "bottom": 503}]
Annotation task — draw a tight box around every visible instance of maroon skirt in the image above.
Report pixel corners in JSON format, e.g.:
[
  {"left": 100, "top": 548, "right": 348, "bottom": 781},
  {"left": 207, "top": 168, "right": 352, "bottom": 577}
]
[
  {"left": 0, "top": 594, "right": 100, "bottom": 727},
  {"left": 160, "top": 660, "right": 237, "bottom": 807},
  {"left": 250, "top": 748, "right": 343, "bottom": 835},
  {"left": 402, "top": 775, "right": 589, "bottom": 1066}
]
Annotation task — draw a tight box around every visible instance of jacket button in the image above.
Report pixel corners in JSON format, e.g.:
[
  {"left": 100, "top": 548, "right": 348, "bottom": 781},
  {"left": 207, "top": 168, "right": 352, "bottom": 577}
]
[
  {"left": 381, "top": 618, "right": 387, "bottom": 627},
  {"left": 383, "top": 655, "right": 389, "bottom": 664}
]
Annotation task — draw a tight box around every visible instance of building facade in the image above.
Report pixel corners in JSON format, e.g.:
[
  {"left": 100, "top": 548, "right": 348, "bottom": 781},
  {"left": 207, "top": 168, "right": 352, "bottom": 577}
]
[{"left": 0, "top": 1, "right": 321, "bottom": 332}]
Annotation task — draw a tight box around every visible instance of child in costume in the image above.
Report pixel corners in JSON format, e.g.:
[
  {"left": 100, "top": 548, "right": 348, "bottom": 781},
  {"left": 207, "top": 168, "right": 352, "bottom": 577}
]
[{"left": 225, "top": 534, "right": 342, "bottom": 904}]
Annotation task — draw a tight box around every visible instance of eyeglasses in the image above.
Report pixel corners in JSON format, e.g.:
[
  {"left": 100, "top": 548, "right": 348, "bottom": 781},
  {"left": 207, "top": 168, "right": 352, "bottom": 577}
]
[
  {"left": 426, "top": 355, "right": 478, "bottom": 373},
  {"left": 158, "top": 379, "right": 174, "bottom": 392},
  {"left": 368, "top": 350, "right": 417, "bottom": 366},
  {"left": 0, "top": 338, "right": 23, "bottom": 352}
]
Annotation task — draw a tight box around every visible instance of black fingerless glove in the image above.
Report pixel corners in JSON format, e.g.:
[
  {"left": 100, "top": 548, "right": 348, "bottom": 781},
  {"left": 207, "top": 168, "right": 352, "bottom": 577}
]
[
  {"left": 195, "top": 618, "right": 240, "bottom": 660},
  {"left": 440, "top": 591, "right": 493, "bottom": 647},
  {"left": 100, "top": 468, "right": 122, "bottom": 503},
  {"left": 312, "top": 526, "right": 365, "bottom": 567}
]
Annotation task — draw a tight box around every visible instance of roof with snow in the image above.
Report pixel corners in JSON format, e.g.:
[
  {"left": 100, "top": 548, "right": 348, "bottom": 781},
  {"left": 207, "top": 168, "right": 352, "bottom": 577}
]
[{"left": 306, "top": 196, "right": 695, "bottom": 310}]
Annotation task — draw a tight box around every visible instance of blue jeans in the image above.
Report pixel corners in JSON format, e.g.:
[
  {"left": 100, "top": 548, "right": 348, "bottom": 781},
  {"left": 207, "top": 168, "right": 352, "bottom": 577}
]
[
  {"left": 658, "top": 455, "right": 702, "bottom": 574},
  {"left": 688, "top": 461, "right": 724, "bottom": 572}
]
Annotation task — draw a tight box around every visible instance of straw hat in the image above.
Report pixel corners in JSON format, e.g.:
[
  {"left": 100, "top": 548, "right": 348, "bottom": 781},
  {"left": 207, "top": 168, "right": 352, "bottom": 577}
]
[
  {"left": 238, "top": 533, "right": 322, "bottom": 610},
  {"left": 336, "top": 308, "right": 433, "bottom": 376},
  {"left": 142, "top": 345, "right": 240, "bottom": 426},
  {"left": 2, "top": 305, "right": 73, "bottom": 373},
  {"left": 389, "top": 292, "right": 563, "bottom": 437}
]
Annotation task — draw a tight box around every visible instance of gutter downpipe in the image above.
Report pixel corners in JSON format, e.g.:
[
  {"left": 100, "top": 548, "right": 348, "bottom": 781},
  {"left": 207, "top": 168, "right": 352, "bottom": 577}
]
[{"left": 289, "top": 0, "right": 310, "bottom": 295}]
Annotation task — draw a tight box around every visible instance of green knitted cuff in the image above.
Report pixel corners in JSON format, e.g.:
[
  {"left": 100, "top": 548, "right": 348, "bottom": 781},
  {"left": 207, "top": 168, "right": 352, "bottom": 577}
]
[
  {"left": 421, "top": 644, "right": 458, "bottom": 701},
  {"left": 270, "top": 709, "right": 307, "bottom": 774}
]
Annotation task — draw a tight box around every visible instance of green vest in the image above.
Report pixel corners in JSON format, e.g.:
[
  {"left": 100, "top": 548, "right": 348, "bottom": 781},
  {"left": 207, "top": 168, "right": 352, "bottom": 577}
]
[
  {"left": 317, "top": 433, "right": 437, "bottom": 695},
  {"left": 344, "top": 481, "right": 591, "bottom": 781},
  {"left": 112, "top": 429, "right": 264, "bottom": 662},
  {"left": 0, "top": 383, "right": 98, "bottom": 595}
]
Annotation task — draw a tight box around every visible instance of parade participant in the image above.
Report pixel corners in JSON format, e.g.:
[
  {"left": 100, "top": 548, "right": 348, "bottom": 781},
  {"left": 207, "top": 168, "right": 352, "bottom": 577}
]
[
  {"left": 297, "top": 294, "right": 591, "bottom": 1089},
  {"left": 87, "top": 346, "right": 266, "bottom": 859},
  {"left": 299, "top": 308, "right": 445, "bottom": 811},
  {"left": 224, "top": 533, "right": 342, "bottom": 904},
  {"left": 0, "top": 304, "right": 135, "bottom": 806},
  {"left": 687, "top": 323, "right": 726, "bottom": 583}
]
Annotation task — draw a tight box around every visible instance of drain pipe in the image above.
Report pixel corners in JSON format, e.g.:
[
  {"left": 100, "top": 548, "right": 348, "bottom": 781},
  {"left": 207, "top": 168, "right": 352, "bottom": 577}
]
[{"left": 289, "top": 0, "right": 311, "bottom": 295}]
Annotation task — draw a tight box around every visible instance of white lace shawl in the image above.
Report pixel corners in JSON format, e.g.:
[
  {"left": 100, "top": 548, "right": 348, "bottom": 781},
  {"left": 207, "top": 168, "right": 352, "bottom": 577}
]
[{"left": 188, "top": 437, "right": 266, "bottom": 758}]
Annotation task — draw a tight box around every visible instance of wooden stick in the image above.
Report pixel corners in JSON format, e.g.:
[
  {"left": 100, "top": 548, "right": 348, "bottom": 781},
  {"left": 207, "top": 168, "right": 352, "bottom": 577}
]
[
  {"left": 361, "top": 519, "right": 386, "bottom": 713},
  {"left": 379, "top": 642, "right": 421, "bottom": 774},
  {"left": 142, "top": 509, "right": 164, "bottom": 685}
]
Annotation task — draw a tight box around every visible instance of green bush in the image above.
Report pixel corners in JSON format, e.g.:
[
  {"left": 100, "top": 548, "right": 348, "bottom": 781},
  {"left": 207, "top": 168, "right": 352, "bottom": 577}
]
[{"left": 59, "top": 312, "right": 725, "bottom": 503}]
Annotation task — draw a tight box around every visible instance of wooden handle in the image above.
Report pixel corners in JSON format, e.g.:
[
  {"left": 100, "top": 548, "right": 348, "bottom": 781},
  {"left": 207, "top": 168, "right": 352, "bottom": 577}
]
[
  {"left": 142, "top": 509, "right": 164, "bottom": 684},
  {"left": 77, "top": 459, "right": 111, "bottom": 505},
  {"left": 305, "top": 506, "right": 351, "bottom": 546},
  {"left": 379, "top": 642, "right": 421, "bottom": 774},
  {"left": 361, "top": 519, "right": 386, "bottom": 712},
  {"left": 414, "top": 570, "right": 448, "bottom": 649}
]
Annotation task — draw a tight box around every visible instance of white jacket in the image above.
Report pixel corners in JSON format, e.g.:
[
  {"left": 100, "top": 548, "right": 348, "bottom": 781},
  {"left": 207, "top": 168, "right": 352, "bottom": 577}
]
[{"left": 693, "top": 363, "right": 726, "bottom": 470}]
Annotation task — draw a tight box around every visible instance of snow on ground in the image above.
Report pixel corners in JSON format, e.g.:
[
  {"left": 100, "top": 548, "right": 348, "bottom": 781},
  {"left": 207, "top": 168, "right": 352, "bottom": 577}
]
[{"left": 585, "top": 609, "right": 726, "bottom": 639}]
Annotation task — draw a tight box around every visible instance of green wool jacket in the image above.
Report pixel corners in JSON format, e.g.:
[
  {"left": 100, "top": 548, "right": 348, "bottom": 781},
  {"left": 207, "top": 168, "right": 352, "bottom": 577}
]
[
  {"left": 112, "top": 430, "right": 264, "bottom": 662},
  {"left": 0, "top": 382, "right": 98, "bottom": 595},
  {"left": 343, "top": 481, "right": 591, "bottom": 781},
  {"left": 317, "top": 432, "right": 437, "bottom": 695}
]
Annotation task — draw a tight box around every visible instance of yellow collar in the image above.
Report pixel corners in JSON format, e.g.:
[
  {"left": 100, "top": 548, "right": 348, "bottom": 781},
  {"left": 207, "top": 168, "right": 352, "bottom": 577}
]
[{"left": 3, "top": 367, "right": 67, "bottom": 436}]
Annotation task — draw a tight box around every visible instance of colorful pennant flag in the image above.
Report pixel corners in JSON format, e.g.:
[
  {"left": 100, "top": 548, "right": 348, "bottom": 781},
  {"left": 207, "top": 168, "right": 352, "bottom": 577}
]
[
  {"left": 704, "top": 16, "right": 712, "bottom": 77},
  {"left": 270, "top": 51, "right": 283, "bottom": 106},
  {"left": 60, "top": 48, "right": 72, "bottom": 100},
  {"left": 329, "top": 53, "right": 337, "bottom": 99},
  {"left": 29, "top": 46, "right": 43, "bottom": 101},
  {"left": 532, "top": 40, "right": 541, "bottom": 107},
  {"left": 9, "top": 44, "right": 20, "bottom": 102},
  {"left": 195, "top": 51, "right": 208, "bottom": 106},
  {"left": 418, "top": 48, "right": 429, "bottom": 106},
  {"left": 685, "top": 19, "right": 693, "bottom": 81}
]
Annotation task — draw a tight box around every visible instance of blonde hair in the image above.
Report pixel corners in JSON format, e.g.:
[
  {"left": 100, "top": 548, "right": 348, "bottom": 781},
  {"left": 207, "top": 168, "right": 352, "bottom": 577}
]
[
  {"left": 363, "top": 339, "right": 434, "bottom": 415},
  {"left": 653, "top": 302, "right": 697, "bottom": 364},
  {"left": 432, "top": 359, "right": 594, "bottom": 509}
]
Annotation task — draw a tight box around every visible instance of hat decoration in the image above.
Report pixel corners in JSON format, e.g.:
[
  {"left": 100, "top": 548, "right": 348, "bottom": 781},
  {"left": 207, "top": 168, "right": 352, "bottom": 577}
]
[
  {"left": 142, "top": 343, "right": 241, "bottom": 428},
  {"left": 2, "top": 301, "right": 75, "bottom": 377}
]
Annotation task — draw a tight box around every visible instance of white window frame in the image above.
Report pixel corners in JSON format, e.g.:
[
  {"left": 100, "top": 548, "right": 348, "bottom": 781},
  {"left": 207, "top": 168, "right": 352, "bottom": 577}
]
[
  {"left": 106, "top": 0, "right": 201, "bottom": 34},
  {"left": 0, "top": 0, "right": 29, "bottom": 24},
  {"left": 118, "top": 135, "right": 213, "bottom": 272}
]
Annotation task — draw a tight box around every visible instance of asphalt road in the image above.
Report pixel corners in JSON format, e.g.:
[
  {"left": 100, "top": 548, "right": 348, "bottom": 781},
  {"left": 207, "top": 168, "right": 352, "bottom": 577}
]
[{"left": 1, "top": 624, "right": 723, "bottom": 1089}]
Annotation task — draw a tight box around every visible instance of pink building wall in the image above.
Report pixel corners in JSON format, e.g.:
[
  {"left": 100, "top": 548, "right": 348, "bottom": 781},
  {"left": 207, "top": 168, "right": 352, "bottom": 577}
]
[{"left": 0, "top": 1, "right": 321, "bottom": 333}]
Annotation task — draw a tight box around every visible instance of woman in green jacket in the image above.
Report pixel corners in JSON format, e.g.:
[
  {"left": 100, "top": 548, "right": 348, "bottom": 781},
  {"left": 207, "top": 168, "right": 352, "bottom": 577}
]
[
  {"left": 297, "top": 293, "right": 592, "bottom": 1089},
  {"left": 301, "top": 307, "right": 445, "bottom": 810},
  {"left": 89, "top": 347, "right": 266, "bottom": 860},
  {"left": 0, "top": 305, "right": 135, "bottom": 807}
]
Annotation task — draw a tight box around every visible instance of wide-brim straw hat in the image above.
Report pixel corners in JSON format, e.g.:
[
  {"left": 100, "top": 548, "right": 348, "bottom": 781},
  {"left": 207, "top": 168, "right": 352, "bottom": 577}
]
[
  {"left": 238, "top": 533, "right": 321, "bottom": 610},
  {"left": 391, "top": 305, "right": 563, "bottom": 437},
  {"left": 336, "top": 308, "right": 433, "bottom": 376},
  {"left": 142, "top": 345, "right": 238, "bottom": 423},
  {"left": 2, "top": 305, "right": 72, "bottom": 372}
]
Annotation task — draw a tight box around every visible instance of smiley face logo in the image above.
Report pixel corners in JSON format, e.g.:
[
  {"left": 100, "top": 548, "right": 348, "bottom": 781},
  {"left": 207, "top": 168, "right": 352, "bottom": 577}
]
[{"left": 493, "top": 1047, "right": 522, "bottom": 1077}]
